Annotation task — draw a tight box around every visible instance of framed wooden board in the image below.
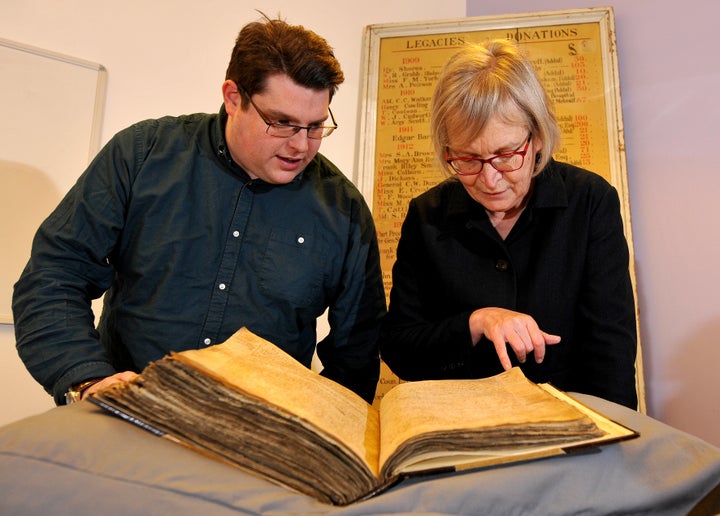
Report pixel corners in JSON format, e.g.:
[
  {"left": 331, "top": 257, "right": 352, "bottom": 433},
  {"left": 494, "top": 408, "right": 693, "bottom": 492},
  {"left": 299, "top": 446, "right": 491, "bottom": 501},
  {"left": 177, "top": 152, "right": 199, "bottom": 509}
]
[{"left": 356, "top": 7, "right": 645, "bottom": 412}]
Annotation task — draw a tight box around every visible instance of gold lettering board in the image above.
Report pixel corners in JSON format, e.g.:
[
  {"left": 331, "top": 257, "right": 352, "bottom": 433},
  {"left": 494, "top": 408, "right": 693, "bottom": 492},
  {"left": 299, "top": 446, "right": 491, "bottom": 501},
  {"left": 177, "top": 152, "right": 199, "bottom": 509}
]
[{"left": 356, "top": 7, "right": 645, "bottom": 413}]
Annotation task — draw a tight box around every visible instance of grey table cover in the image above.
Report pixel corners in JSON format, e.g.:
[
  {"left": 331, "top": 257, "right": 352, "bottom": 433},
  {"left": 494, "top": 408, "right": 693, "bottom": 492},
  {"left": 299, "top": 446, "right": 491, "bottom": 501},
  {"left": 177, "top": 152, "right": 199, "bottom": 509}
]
[{"left": 1, "top": 392, "right": 719, "bottom": 515}]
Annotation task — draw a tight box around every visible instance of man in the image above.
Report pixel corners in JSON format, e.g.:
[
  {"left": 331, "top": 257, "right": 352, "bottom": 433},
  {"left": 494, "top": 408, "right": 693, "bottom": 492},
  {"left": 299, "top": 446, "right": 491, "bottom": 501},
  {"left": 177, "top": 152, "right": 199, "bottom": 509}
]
[{"left": 12, "top": 15, "right": 386, "bottom": 405}]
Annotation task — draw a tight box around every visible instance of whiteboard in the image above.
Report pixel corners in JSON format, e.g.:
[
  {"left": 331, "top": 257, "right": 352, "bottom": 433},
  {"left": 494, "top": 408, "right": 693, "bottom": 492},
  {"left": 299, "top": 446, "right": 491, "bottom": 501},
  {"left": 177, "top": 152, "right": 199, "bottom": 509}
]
[{"left": 0, "top": 38, "right": 107, "bottom": 323}]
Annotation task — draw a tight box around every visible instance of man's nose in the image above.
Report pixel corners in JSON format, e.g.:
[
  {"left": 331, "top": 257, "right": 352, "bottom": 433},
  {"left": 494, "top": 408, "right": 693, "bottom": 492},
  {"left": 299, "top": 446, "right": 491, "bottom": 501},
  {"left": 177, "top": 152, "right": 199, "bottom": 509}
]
[{"left": 287, "top": 129, "right": 310, "bottom": 151}]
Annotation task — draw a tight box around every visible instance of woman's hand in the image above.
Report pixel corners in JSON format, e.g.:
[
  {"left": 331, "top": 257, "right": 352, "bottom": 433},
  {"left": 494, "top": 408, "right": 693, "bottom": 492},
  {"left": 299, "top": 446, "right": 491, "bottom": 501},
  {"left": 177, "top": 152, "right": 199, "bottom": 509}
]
[{"left": 469, "top": 307, "right": 561, "bottom": 370}]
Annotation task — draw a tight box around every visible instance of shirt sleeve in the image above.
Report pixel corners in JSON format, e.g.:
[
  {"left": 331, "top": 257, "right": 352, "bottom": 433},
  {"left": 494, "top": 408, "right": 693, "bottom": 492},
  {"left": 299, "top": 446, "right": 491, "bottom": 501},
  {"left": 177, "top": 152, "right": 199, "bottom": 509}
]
[
  {"left": 571, "top": 185, "right": 638, "bottom": 408},
  {"left": 378, "top": 198, "right": 478, "bottom": 380},
  {"left": 316, "top": 195, "right": 386, "bottom": 404},
  {"left": 12, "top": 127, "right": 138, "bottom": 404}
]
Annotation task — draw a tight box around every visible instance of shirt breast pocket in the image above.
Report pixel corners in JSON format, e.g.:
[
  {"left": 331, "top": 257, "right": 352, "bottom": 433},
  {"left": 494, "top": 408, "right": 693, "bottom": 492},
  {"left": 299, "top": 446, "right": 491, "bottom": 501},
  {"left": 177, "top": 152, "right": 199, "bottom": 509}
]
[{"left": 259, "top": 227, "right": 328, "bottom": 307}]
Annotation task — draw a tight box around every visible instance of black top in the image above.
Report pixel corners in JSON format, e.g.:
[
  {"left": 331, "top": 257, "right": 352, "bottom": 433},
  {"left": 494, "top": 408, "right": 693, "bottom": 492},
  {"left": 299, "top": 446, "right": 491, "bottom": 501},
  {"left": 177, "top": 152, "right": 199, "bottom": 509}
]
[{"left": 379, "top": 159, "right": 638, "bottom": 408}]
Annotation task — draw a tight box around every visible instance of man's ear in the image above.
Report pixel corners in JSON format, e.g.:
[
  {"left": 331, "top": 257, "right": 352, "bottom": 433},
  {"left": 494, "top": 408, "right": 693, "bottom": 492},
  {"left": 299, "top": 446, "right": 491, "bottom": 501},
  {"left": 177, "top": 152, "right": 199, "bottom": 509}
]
[{"left": 222, "top": 80, "right": 242, "bottom": 116}]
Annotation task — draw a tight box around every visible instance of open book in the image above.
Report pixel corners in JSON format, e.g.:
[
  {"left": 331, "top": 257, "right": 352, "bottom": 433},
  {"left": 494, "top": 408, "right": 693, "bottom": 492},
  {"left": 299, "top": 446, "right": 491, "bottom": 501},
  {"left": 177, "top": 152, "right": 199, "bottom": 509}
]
[{"left": 90, "top": 327, "right": 638, "bottom": 506}]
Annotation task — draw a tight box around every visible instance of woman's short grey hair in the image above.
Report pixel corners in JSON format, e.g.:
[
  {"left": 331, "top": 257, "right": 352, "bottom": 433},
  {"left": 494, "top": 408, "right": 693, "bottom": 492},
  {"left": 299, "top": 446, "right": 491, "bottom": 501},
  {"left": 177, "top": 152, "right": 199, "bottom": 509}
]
[{"left": 430, "top": 40, "right": 560, "bottom": 175}]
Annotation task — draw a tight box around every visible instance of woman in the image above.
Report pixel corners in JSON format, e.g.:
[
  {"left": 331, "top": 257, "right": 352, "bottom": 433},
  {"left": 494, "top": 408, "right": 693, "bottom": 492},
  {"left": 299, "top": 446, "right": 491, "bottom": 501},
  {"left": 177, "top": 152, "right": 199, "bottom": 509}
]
[{"left": 378, "top": 40, "right": 638, "bottom": 409}]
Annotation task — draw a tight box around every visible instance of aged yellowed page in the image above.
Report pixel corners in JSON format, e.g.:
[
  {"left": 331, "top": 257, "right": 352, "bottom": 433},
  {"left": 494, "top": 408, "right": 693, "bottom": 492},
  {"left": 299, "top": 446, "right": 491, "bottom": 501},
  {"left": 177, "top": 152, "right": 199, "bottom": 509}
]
[
  {"left": 377, "top": 367, "right": 601, "bottom": 477},
  {"left": 173, "top": 328, "right": 381, "bottom": 478}
]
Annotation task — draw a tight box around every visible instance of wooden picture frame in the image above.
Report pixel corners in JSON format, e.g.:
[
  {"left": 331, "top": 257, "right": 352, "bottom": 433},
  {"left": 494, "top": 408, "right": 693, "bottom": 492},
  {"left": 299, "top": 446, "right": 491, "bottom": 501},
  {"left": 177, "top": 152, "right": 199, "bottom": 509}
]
[{"left": 356, "top": 7, "right": 645, "bottom": 412}]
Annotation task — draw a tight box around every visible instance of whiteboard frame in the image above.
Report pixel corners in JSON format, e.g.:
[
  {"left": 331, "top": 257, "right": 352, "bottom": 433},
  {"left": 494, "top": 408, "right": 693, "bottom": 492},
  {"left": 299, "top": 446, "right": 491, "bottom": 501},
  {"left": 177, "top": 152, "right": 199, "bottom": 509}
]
[{"left": 0, "top": 38, "right": 107, "bottom": 324}]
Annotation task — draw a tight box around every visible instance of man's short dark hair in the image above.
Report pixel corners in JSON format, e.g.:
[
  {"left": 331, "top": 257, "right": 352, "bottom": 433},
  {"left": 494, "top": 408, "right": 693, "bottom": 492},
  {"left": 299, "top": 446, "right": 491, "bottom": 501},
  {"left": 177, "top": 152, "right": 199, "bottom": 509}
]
[{"left": 225, "top": 13, "right": 344, "bottom": 104}]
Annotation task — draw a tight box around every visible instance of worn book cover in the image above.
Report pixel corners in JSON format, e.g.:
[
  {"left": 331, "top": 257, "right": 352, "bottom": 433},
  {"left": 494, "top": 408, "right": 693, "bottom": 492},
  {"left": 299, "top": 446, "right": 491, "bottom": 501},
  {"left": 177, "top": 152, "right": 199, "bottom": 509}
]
[{"left": 90, "top": 327, "right": 638, "bottom": 505}]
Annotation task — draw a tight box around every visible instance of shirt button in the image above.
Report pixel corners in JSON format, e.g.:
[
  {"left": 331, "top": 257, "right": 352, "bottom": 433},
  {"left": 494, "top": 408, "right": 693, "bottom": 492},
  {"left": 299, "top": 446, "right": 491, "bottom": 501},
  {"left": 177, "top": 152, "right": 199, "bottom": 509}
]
[
  {"left": 232, "top": 230, "right": 240, "bottom": 238},
  {"left": 495, "top": 259, "right": 509, "bottom": 272},
  {"left": 219, "top": 283, "right": 226, "bottom": 290},
  {"left": 297, "top": 236, "right": 305, "bottom": 244},
  {"left": 203, "top": 338, "right": 211, "bottom": 345}
]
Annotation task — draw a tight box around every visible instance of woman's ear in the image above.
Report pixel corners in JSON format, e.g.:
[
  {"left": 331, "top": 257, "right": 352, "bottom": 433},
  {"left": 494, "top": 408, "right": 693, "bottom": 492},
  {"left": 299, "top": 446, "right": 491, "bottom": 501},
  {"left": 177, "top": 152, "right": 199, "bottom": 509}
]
[
  {"left": 531, "top": 133, "right": 543, "bottom": 152},
  {"left": 531, "top": 134, "right": 544, "bottom": 171}
]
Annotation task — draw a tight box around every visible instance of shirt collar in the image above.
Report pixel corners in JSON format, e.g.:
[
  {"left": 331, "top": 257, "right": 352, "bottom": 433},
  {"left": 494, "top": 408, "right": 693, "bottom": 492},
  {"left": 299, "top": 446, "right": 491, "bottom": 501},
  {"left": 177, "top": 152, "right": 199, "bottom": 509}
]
[{"left": 530, "top": 159, "right": 568, "bottom": 209}]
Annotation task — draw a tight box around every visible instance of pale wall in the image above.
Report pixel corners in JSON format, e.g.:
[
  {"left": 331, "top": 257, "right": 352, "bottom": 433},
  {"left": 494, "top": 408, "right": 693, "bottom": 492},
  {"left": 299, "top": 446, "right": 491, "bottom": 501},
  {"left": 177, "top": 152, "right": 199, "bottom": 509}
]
[{"left": 2, "top": 0, "right": 719, "bottom": 449}]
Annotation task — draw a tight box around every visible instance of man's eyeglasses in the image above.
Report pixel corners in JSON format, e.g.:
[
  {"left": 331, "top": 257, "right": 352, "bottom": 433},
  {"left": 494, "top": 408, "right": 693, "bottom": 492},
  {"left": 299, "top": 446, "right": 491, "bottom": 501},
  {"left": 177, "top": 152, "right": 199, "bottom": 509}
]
[
  {"left": 445, "top": 134, "right": 532, "bottom": 175},
  {"left": 238, "top": 84, "right": 337, "bottom": 140}
]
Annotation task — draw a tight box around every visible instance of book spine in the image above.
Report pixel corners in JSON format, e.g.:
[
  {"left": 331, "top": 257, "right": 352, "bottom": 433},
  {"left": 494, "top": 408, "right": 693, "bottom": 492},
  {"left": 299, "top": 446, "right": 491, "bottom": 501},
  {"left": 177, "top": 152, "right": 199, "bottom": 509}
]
[{"left": 90, "top": 399, "right": 166, "bottom": 437}]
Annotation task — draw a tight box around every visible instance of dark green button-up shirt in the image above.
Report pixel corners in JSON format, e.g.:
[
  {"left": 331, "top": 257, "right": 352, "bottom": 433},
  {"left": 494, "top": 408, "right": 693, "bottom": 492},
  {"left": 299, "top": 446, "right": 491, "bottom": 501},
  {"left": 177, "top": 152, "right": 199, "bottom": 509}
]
[{"left": 13, "top": 107, "right": 386, "bottom": 405}]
